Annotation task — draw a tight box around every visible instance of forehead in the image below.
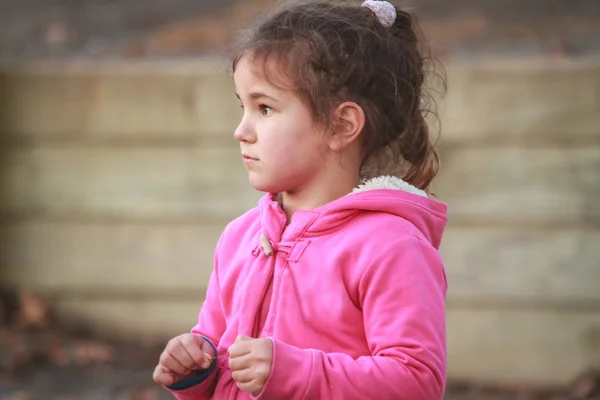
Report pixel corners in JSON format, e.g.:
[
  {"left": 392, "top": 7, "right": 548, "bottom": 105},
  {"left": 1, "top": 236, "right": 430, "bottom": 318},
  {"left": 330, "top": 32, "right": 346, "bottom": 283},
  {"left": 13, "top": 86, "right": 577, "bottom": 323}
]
[{"left": 233, "top": 54, "right": 295, "bottom": 95}]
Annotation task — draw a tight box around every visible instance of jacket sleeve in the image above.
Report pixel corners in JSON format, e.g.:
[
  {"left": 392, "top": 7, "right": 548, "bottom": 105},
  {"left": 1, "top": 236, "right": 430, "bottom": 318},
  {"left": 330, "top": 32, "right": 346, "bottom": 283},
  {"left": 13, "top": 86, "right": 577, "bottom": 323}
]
[
  {"left": 255, "top": 236, "right": 448, "bottom": 400},
  {"left": 165, "top": 235, "right": 228, "bottom": 400}
]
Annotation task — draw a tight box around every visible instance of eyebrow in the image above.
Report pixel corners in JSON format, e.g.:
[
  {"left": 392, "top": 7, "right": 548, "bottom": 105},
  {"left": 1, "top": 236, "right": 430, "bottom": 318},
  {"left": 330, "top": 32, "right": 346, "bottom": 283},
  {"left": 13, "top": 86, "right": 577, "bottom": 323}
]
[{"left": 235, "top": 92, "right": 279, "bottom": 103}]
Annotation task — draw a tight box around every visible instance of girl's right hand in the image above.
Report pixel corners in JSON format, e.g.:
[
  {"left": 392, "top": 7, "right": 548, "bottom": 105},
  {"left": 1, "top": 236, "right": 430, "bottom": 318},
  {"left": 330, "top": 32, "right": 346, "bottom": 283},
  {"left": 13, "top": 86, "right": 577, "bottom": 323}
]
[{"left": 153, "top": 333, "right": 215, "bottom": 386}]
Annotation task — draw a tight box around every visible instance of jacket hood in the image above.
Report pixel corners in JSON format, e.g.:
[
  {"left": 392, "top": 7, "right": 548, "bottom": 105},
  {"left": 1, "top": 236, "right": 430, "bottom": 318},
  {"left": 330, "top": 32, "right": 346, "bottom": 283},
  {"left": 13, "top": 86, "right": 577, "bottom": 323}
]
[{"left": 258, "top": 176, "right": 448, "bottom": 251}]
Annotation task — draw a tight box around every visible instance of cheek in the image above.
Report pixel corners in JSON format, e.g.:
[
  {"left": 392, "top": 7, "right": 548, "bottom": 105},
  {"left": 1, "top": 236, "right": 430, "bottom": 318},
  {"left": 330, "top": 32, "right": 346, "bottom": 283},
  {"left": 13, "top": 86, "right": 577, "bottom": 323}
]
[
  {"left": 272, "top": 137, "right": 317, "bottom": 166},
  {"left": 260, "top": 117, "right": 326, "bottom": 166},
  {"left": 260, "top": 126, "right": 296, "bottom": 156}
]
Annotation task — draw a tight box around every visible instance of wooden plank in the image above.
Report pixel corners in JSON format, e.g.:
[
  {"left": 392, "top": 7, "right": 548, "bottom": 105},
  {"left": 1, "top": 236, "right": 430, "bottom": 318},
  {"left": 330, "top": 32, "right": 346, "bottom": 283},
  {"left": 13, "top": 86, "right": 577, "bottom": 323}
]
[
  {"left": 0, "top": 146, "right": 262, "bottom": 219},
  {"left": 5, "top": 221, "right": 598, "bottom": 304},
  {"left": 5, "top": 222, "right": 598, "bottom": 302},
  {"left": 434, "top": 147, "right": 600, "bottom": 225},
  {"left": 447, "top": 308, "right": 600, "bottom": 385},
  {"left": 3, "top": 147, "right": 598, "bottom": 224},
  {"left": 0, "top": 66, "right": 241, "bottom": 139},
  {"left": 440, "top": 62, "right": 600, "bottom": 144},
  {"left": 1, "top": 60, "right": 598, "bottom": 145},
  {"left": 441, "top": 228, "right": 600, "bottom": 302},
  {"left": 6, "top": 222, "right": 598, "bottom": 303},
  {"left": 0, "top": 221, "right": 224, "bottom": 290}
]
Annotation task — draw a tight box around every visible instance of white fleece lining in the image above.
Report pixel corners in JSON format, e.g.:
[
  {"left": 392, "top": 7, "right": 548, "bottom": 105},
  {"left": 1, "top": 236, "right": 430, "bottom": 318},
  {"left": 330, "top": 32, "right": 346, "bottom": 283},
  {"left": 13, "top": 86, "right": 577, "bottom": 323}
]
[{"left": 351, "top": 175, "right": 428, "bottom": 198}]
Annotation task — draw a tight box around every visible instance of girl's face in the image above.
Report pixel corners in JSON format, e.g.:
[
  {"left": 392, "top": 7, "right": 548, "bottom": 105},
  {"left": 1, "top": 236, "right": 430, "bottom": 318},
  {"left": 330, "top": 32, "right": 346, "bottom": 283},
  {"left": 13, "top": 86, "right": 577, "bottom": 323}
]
[{"left": 233, "top": 57, "right": 330, "bottom": 195}]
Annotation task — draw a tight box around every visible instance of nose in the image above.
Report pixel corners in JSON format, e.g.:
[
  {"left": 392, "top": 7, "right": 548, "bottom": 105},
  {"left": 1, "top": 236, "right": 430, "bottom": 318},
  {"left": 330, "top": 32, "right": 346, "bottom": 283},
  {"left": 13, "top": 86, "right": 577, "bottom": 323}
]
[{"left": 234, "top": 114, "right": 256, "bottom": 144}]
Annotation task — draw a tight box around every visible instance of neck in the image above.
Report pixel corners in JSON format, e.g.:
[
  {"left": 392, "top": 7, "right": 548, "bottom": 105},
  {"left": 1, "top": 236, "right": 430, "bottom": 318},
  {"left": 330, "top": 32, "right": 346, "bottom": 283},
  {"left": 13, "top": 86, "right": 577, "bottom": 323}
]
[{"left": 280, "top": 164, "right": 360, "bottom": 223}]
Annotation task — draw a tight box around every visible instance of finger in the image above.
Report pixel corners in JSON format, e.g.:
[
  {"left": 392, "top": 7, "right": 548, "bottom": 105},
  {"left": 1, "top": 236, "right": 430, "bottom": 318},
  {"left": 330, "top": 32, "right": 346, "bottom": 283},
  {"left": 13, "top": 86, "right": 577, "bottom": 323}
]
[
  {"left": 227, "top": 336, "right": 255, "bottom": 357},
  {"left": 236, "top": 379, "right": 262, "bottom": 395},
  {"left": 175, "top": 336, "right": 211, "bottom": 371},
  {"left": 228, "top": 352, "right": 252, "bottom": 372},
  {"left": 173, "top": 337, "right": 200, "bottom": 369},
  {"left": 180, "top": 336, "right": 213, "bottom": 369},
  {"left": 200, "top": 336, "right": 217, "bottom": 359},
  {"left": 159, "top": 348, "right": 190, "bottom": 376},
  {"left": 199, "top": 351, "right": 213, "bottom": 369},
  {"left": 235, "top": 334, "right": 253, "bottom": 343},
  {"left": 152, "top": 364, "right": 178, "bottom": 386},
  {"left": 228, "top": 340, "right": 252, "bottom": 358},
  {"left": 231, "top": 367, "right": 255, "bottom": 384}
]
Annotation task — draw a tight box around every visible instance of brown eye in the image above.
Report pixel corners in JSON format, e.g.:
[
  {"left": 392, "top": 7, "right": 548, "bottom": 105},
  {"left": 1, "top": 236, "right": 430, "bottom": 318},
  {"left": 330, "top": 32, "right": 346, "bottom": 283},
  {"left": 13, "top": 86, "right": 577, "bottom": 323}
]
[{"left": 260, "top": 105, "right": 274, "bottom": 116}]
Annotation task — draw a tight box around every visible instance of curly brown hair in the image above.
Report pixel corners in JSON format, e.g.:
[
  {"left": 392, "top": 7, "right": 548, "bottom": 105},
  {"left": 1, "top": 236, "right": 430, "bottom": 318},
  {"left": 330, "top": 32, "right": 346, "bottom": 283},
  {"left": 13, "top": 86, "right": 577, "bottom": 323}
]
[{"left": 232, "top": 0, "right": 445, "bottom": 191}]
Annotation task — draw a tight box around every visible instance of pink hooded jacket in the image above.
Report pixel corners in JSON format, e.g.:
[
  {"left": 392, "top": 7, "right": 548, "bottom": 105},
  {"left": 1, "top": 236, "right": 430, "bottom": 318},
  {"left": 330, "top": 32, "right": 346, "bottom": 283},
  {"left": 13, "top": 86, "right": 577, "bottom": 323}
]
[{"left": 167, "top": 176, "right": 448, "bottom": 400}]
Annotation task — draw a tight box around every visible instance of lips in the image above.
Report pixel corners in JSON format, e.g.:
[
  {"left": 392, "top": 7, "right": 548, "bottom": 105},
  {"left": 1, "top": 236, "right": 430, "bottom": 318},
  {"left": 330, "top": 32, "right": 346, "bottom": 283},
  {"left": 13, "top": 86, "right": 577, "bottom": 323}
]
[{"left": 242, "top": 153, "right": 258, "bottom": 161}]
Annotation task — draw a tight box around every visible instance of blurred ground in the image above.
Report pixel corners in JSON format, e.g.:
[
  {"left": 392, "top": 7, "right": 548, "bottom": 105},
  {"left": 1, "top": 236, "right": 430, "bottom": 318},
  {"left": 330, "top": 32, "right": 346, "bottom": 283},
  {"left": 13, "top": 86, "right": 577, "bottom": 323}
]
[
  {"left": 1, "top": 291, "right": 599, "bottom": 400},
  {"left": 0, "top": 354, "right": 599, "bottom": 400}
]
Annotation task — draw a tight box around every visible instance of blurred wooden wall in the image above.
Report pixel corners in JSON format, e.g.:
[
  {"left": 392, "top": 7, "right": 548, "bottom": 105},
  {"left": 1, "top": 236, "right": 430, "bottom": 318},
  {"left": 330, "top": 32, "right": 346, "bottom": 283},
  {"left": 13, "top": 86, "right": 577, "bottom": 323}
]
[
  {"left": 0, "top": 59, "right": 598, "bottom": 386},
  {"left": 0, "top": 60, "right": 261, "bottom": 339}
]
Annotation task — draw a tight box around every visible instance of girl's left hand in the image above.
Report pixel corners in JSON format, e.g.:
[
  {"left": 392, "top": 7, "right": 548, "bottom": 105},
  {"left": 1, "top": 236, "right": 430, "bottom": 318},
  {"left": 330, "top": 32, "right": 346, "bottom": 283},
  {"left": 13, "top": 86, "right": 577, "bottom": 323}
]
[{"left": 228, "top": 335, "right": 274, "bottom": 396}]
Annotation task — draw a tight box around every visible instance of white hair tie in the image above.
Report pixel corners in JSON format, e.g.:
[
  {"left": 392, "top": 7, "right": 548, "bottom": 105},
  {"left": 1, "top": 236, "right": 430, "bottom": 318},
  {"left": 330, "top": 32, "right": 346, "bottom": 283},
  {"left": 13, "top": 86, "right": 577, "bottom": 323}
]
[{"left": 361, "top": 0, "right": 397, "bottom": 28}]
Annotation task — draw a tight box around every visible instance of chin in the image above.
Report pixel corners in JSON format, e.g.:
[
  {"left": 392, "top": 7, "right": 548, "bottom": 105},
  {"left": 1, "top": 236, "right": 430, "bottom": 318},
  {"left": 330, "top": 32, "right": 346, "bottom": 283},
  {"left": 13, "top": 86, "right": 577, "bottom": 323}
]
[
  {"left": 248, "top": 178, "right": 275, "bottom": 194},
  {"left": 248, "top": 175, "right": 286, "bottom": 194}
]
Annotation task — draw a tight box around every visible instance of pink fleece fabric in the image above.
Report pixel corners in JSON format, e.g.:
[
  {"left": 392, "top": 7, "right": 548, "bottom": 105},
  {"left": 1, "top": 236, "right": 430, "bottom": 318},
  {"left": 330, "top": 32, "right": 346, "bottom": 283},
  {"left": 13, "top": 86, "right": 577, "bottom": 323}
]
[{"left": 167, "top": 186, "right": 448, "bottom": 399}]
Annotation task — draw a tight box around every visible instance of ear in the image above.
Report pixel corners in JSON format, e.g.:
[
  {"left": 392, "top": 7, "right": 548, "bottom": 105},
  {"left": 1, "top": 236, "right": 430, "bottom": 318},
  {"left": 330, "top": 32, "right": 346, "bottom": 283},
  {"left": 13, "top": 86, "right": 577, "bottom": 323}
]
[{"left": 328, "top": 101, "right": 365, "bottom": 152}]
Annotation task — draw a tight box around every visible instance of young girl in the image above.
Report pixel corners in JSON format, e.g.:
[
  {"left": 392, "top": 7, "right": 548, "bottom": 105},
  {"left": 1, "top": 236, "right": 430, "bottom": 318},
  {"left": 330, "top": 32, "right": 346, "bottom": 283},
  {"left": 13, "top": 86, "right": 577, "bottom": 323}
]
[{"left": 153, "top": 0, "right": 448, "bottom": 398}]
